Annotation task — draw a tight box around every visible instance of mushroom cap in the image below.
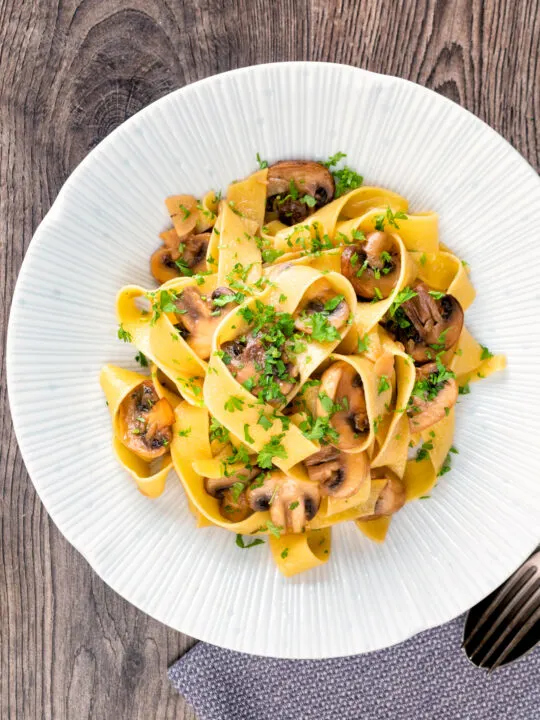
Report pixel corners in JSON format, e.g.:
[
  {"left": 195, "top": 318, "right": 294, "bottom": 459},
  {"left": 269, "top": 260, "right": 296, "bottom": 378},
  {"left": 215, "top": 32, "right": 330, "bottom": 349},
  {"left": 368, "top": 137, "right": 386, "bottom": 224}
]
[
  {"left": 341, "top": 232, "right": 401, "bottom": 299},
  {"left": 396, "top": 283, "right": 464, "bottom": 363},
  {"left": 219, "top": 488, "right": 251, "bottom": 522},
  {"left": 246, "top": 470, "right": 321, "bottom": 534},
  {"left": 221, "top": 335, "right": 299, "bottom": 405},
  {"left": 173, "top": 286, "right": 235, "bottom": 360},
  {"left": 318, "top": 361, "right": 369, "bottom": 450},
  {"left": 294, "top": 280, "right": 350, "bottom": 335},
  {"left": 150, "top": 232, "right": 210, "bottom": 284},
  {"left": 118, "top": 381, "right": 174, "bottom": 461},
  {"left": 408, "top": 371, "right": 458, "bottom": 433},
  {"left": 304, "top": 446, "right": 370, "bottom": 499},
  {"left": 204, "top": 466, "right": 260, "bottom": 498},
  {"left": 266, "top": 160, "right": 335, "bottom": 226},
  {"left": 150, "top": 246, "right": 182, "bottom": 284},
  {"left": 364, "top": 468, "right": 406, "bottom": 518}
]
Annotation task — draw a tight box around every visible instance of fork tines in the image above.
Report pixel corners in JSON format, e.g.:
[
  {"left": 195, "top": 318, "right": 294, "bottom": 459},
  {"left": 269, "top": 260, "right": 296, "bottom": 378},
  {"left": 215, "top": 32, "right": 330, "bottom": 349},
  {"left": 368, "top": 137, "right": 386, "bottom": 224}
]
[{"left": 463, "top": 556, "right": 540, "bottom": 671}]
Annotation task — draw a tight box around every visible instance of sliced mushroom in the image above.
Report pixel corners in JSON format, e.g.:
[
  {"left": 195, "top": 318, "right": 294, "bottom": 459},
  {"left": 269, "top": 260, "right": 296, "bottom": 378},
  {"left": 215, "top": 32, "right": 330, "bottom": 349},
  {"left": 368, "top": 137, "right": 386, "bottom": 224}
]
[
  {"left": 304, "top": 446, "right": 369, "bottom": 498},
  {"left": 150, "top": 231, "right": 210, "bottom": 284},
  {"left": 390, "top": 283, "right": 464, "bottom": 363},
  {"left": 317, "top": 361, "right": 369, "bottom": 450},
  {"left": 407, "top": 362, "right": 458, "bottom": 433},
  {"left": 362, "top": 468, "right": 406, "bottom": 519},
  {"left": 221, "top": 335, "right": 299, "bottom": 404},
  {"left": 341, "top": 232, "right": 400, "bottom": 300},
  {"left": 204, "top": 466, "right": 259, "bottom": 521},
  {"left": 246, "top": 471, "right": 321, "bottom": 533},
  {"left": 118, "top": 381, "right": 175, "bottom": 461},
  {"left": 173, "top": 286, "right": 235, "bottom": 360},
  {"left": 219, "top": 489, "right": 252, "bottom": 522},
  {"left": 150, "top": 247, "right": 181, "bottom": 284},
  {"left": 266, "top": 161, "right": 335, "bottom": 225},
  {"left": 294, "top": 280, "right": 349, "bottom": 335}
]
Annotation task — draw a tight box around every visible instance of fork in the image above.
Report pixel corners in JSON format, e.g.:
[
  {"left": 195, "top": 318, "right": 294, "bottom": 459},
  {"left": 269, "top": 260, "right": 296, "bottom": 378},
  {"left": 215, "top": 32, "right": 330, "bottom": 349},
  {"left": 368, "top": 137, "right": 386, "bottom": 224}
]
[{"left": 463, "top": 548, "right": 540, "bottom": 670}]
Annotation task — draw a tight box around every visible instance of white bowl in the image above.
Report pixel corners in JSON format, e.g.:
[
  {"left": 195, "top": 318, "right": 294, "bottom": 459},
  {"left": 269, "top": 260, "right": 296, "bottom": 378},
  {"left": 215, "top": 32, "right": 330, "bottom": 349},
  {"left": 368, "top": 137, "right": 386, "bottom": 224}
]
[{"left": 7, "top": 62, "right": 540, "bottom": 659}]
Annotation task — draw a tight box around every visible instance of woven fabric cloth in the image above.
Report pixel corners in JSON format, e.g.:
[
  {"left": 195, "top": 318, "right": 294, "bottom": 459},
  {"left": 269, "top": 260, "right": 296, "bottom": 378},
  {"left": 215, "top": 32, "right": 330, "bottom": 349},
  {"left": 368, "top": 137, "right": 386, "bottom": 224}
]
[{"left": 168, "top": 615, "right": 540, "bottom": 720}]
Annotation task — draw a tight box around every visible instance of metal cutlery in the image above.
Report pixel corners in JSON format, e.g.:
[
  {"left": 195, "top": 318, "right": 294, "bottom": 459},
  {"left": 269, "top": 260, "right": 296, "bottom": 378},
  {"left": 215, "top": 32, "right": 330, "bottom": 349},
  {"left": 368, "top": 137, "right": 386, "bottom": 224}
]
[{"left": 463, "top": 548, "right": 540, "bottom": 670}]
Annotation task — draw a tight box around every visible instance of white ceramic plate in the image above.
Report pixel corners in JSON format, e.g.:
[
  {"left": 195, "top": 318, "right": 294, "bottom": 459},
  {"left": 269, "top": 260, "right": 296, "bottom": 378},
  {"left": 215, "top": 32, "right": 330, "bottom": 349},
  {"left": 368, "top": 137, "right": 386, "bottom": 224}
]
[{"left": 7, "top": 62, "right": 540, "bottom": 659}]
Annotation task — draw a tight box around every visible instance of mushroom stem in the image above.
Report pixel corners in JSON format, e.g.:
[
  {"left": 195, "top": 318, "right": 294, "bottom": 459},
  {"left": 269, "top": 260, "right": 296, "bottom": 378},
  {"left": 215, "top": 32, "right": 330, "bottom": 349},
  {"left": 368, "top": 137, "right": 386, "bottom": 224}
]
[{"left": 246, "top": 471, "right": 321, "bottom": 533}]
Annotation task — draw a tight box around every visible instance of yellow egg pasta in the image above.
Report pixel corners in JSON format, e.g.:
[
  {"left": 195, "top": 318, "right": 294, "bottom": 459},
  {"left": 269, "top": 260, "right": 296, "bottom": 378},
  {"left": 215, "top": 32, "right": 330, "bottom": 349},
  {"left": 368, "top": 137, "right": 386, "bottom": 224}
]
[{"left": 103, "top": 155, "right": 505, "bottom": 576}]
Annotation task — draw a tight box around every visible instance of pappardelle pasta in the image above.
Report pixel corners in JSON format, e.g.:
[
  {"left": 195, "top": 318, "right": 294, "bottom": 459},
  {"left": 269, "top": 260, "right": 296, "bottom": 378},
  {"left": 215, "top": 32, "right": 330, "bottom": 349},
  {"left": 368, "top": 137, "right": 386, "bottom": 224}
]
[{"left": 101, "top": 154, "right": 505, "bottom": 576}]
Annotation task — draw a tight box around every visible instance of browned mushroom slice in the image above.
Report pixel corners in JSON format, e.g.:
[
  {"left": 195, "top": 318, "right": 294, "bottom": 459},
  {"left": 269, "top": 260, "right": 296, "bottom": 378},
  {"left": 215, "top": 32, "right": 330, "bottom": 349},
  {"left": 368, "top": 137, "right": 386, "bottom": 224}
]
[
  {"left": 317, "top": 361, "right": 369, "bottom": 450},
  {"left": 204, "top": 467, "right": 259, "bottom": 521},
  {"left": 150, "top": 231, "right": 210, "bottom": 284},
  {"left": 221, "top": 335, "right": 299, "bottom": 405},
  {"left": 407, "top": 362, "right": 458, "bottom": 433},
  {"left": 118, "top": 381, "right": 175, "bottom": 461},
  {"left": 304, "top": 446, "right": 369, "bottom": 498},
  {"left": 341, "top": 232, "right": 401, "bottom": 300},
  {"left": 246, "top": 471, "right": 321, "bottom": 533},
  {"left": 173, "top": 286, "right": 235, "bottom": 360},
  {"left": 392, "top": 282, "right": 464, "bottom": 363},
  {"left": 362, "top": 468, "right": 406, "bottom": 519},
  {"left": 266, "top": 161, "right": 335, "bottom": 225},
  {"left": 294, "top": 280, "right": 349, "bottom": 335},
  {"left": 150, "top": 247, "right": 182, "bottom": 284}
]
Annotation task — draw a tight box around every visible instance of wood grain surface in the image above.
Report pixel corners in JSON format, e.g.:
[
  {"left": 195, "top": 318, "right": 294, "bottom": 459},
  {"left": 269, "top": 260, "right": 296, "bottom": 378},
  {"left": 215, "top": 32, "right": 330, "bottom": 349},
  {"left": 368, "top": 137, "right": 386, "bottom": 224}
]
[{"left": 1, "top": 1, "right": 539, "bottom": 718}]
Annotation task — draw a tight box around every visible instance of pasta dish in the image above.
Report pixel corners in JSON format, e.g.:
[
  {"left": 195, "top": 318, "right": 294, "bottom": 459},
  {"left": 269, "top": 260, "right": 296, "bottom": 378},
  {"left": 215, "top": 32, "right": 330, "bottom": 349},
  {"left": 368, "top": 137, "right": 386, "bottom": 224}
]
[{"left": 100, "top": 154, "right": 505, "bottom": 576}]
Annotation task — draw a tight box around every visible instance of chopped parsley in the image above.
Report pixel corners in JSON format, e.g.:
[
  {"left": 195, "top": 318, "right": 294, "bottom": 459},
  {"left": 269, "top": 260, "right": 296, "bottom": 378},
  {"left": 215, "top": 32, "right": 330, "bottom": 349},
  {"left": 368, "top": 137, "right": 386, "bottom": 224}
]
[
  {"left": 458, "top": 382, "right": 471, "bottom": 396},
  {"left": 134, "top": 351, "right": 148, "bottom": 367},
  {"left": 280, "top": 548, "right": 289, "bottom": 559},
  {"left": 428, "top": 291, "right": 446, "bottom": 300},
  {"left": 256, "top": 152, "right": 268, "bottom": 169},
  {"left": 416, "top": 440, "right": 434, "bottom": 462},
  {"left": 480, "top": 345, "right": 493, "bottom": 361},
  {"left": 262, "top": 247, "right": 285, "bottom": 264},
  {"left": 388, "top": 286, "right": 417, "bottom": 318},
  {"left": 377, "top": 375, "right": 390, "bottom": 395},
  {"left": 177, "top": 427, "right": 192, "bottom": 438},
  {"left": 230, "top": 482, "right": 245, "bottom": 502},
  {"left": 179, "top": 203, "right": 191, "bottom": 220},
  {"left": 117, "top": 324, "right": 132, "bottom": 343},
  {"left": 322, "top": 152, "right": 363, "bottom": 197},
  {"left": 307, "top": 313, "right": 342, "bottom": 342},
  {"left": 257, "top": 434, "right": 288, "bottom": 469},
  {"left": 224, "top": 395, "right": 245, "bottom": 412},
  {"left": 209, "top": 418, "right": 230, "bottom": 444},
  {"left": 236, "top": 534, "right": 265, "bottom": 549},
  {"left": 213, "top": 291, "right": 245, "bottom": 307},
  {"left": 438, "top": 445, "right": 458, "bottom": 476},
  {"left": 244, "top": 423, "right": 255, "bottom": 444},
  {"left": 265, "top": 520, "right": 283, "bottom": 538},
  {"left": 357, "top": 334, "right": 370, "bottom": 353},
  {"left": 148, "top": 289, "right": 179, "bottom": 325},
  {"left": 257, "top": 413, "right": 273, "bottom": 431},
  {"left": 374, "top": 206, "right": 408, "bottom": 231}
]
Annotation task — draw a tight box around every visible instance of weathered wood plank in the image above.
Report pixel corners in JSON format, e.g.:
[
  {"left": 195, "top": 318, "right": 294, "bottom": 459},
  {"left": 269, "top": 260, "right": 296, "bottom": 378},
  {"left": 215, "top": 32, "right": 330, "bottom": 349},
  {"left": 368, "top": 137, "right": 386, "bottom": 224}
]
[{"left": 1, "top": 0, "right": 539, "bottom": 717}]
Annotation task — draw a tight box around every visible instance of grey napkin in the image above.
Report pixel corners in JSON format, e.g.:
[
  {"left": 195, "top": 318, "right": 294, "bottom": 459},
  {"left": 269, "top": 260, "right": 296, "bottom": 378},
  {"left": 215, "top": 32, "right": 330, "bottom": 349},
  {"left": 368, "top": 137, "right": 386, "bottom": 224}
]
[{"left": 168, "top": 615, "right": 540, "bottom": 720}]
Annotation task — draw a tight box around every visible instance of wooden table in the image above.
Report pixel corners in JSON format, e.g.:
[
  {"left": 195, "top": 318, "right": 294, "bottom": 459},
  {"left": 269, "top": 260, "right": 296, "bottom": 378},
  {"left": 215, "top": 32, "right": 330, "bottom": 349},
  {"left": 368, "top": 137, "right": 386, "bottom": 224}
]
[{"left": 1, "top": 1, "right": 539, "bottom": 717}]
